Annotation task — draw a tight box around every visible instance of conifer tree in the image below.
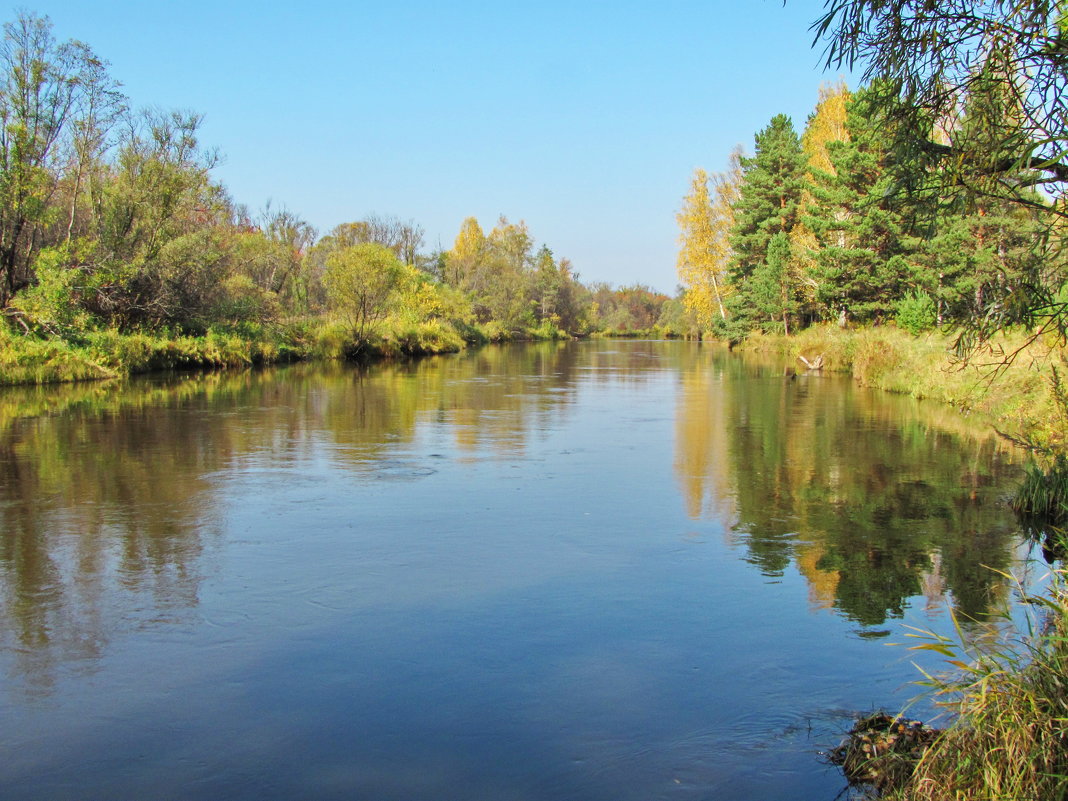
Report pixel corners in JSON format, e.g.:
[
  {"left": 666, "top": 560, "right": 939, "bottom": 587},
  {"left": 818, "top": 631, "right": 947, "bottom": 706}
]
[
  {"left": 911, "top": 57, "right": 1048, "bottom": 329},
  {"left": 794, "top": 82, "right": 851, "bottom": 318},
  {"left": 749, "top": 232, "right": 799, "bottom": 334},
  {"left": 725, "top": 114, "right": 807, "bottom": 336},
  {"left": 805, "top": 86, "right": 914, "bottom": 323},
  {"left": 729, "top": 114, "right": 808, "bottom": 284}
]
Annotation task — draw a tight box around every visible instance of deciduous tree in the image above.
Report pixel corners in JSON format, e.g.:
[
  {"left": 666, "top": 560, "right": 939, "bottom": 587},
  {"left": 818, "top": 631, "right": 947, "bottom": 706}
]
[
  {"left": 676, "top": 150, "right": 743, "bottom": 327},
  {"left": 323, "top": 242, "right": 404, "bottom": 344}
]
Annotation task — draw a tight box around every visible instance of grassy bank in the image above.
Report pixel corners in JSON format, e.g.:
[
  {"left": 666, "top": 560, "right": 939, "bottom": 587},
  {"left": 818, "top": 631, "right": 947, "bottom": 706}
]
[
  {"left": 0, "top": 316, "right": 578, "bottom": 387},
  {"left": 739, "top": 325, "right": 1066, "bottom": 453},
  {"left": 877, "top": 573, "right": 1068, "bottom": 801},
  {"left": 0, "top": 325, "right": 306, "bottom": 386}
]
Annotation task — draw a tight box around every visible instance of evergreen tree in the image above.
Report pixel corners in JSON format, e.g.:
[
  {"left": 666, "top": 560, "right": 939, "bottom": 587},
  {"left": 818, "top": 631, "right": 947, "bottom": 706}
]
[
  {"left": 749, "top": 232, "right": 799, "bottom": 334},
  {"left": 729, "top": 114, "right": 808, "bottom": 283},
  {"left": 805, "top": 86, "right": 915, "bottom": 323},
  {"left": 726, "top": 114, "right": 807, "bottom": 336},
  {"left": 794, "top": 82, "right": 851, "bottom": 320},
  {"left": 911, "top": 60, "right": 1049, "bottom": 329}
]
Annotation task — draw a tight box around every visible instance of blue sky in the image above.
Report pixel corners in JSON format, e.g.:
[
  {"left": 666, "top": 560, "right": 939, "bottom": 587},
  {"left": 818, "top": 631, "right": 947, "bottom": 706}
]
[{"left": 19, "top": 1, "right": 851, "bottom": 293}]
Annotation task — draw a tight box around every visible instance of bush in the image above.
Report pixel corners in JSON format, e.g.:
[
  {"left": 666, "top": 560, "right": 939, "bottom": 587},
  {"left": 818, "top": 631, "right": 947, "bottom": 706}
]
[{"left": 896, "top": 292, "right": 938, "bottom": 335}]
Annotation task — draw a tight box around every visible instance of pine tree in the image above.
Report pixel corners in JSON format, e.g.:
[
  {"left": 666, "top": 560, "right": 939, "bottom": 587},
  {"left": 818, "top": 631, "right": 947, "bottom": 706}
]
[
  {"left": 805, "top": 86, "right": 915, "bottom": 324},
  {"left": 795, "top": 82, "right": 851, "bottom": 319},
  {"left": 911, "top": 58, "right": 1049, "bottom": 330},
  {"left": 725, "top": 114, "right": 808, "bottom": 336},
  {"left": 748, "top": 232, "right": 799, "bottom": 334},
  {"left": 729, "top": 114, "right": 808, "bottom": 284}
]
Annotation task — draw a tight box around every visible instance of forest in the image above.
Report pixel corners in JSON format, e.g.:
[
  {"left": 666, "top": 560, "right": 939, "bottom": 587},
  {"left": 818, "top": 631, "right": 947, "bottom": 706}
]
[
  {"left": 676, "top": 79, "right": 1061, "bottom": 344},
  {"left": 0, "top": 11, "right": 677, "bottom": 383}
]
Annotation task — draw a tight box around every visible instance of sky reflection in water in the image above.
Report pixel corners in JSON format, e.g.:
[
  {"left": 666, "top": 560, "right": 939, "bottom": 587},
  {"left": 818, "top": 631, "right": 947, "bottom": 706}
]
[{"left": 0, "top": 341, "right": 1035, "bottom": 800}]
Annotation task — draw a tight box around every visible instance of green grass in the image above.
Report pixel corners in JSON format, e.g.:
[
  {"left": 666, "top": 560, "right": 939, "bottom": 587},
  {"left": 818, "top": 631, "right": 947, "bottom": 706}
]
[
  {"left": 1012, "top": 455, "right": 1068, "bottom": 526},
  {"left": 0, "top": 325, "right": 307, "bottom": 386},
  {"left": 739, "top": 325, "right": 1066, "bottom": 452},
  {"left": 0, "top": 314, "right": 488, "bottom": 386},
  {"left": 0, "top": 327, "right": 117, "bottom": 384},
  {"left": 878, "top": 573, "right": 1068, "bottom": 801}
]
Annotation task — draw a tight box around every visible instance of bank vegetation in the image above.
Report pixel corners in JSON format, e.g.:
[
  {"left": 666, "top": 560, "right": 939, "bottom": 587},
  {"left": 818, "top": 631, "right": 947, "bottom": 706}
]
[
  {"left": 692, "top": 3, "right": 1068, "bottom": 799},
  {"left": 0, "top": 13, "right": 688, "bottom": 389}
]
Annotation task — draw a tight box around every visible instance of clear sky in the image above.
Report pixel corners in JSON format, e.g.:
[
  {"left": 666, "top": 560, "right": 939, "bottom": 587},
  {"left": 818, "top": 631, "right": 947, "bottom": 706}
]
[{"left": 17, "top": 1, "right": 851, "bottom": 293}]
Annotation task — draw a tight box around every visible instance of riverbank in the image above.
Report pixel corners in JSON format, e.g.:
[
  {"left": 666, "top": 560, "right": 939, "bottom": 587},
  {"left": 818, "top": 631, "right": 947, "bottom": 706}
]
[
  {"left": 742, "top": 325, "right": 1068, "bottom": 800},
  {"left": 868, "top": 572, "right": 1068, "bottom": 801},
  {"left": 0, "top": 318, "right": 578, "bottom": 387},
  {"left": 739, "top": 325, "right": 1066, "bottom": 454}
]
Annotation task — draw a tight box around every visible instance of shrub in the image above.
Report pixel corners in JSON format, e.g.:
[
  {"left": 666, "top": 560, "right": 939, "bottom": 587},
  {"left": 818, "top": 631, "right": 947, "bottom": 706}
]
[{"left": 896, "top": 292, "right": 938, "bottom": 335}]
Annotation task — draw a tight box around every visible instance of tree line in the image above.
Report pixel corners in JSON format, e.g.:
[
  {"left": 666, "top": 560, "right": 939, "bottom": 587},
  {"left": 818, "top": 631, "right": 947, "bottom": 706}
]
[
  {"left": 677, "top": 73, "right": 1062, "bottom": 347},
  {"left": 0, "top": 11, "right": 672, "bottom": 357}
]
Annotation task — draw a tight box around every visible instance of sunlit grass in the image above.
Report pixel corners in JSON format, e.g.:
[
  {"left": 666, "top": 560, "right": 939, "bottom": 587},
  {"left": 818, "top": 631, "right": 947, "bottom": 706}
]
[
  {"left": 0, "top": 324, "right": 304, "bottom": 385},
  {"left": 877, "top": 572, "right": 1068, "bottom": 801},
  {"left": 1, "top": 314, "right": 586, "bottom": 386},
  {"left": 741, "top": 324, "right": 1065, "bottom": 452}
]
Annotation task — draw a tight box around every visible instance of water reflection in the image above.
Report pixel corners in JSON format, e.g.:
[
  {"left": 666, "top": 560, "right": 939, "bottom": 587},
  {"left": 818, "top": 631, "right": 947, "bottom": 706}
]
[
  {"left": 0, "top": 342, "right": 1030, "bottom": 691},
  {"left": 0, "top": 340, "right": 1038, "bottom": 801},
  {"left": 674, "top": 345, "right": 1024, "bottom": 630},
  {"left": 0, "top": 344, "right": 600, "bottom": 687}
]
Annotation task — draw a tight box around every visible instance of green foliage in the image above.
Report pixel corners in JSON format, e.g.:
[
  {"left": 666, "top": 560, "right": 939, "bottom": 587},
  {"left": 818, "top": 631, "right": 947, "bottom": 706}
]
[
  {"left": 878, "top": 575, "right": 1068, "bottom": 801},
  {"left": 588, "top": 282, "right": 670, "bottom": 334},
  {"left": 725, "top": 114, "right": 808, "bottom": 336},
  {"left": 895, "top": 291, "right": 937, "bottom": 335},
  {"left": 1011, "top": 455, "right": 1068, "bottom": 526},
  {"left": 747, "top": 231, "right": 799, "bottom": 333},
  {"left": 812, "top": 1, "right": 1068, "bottom": 352},
  {"left": 654, "top": 296, "right": 700, "bottom": 338},
  {"left": 804, "top": 85, "right": 917, "bottom": 324},
  {"left": 729, "top": 114, "right": 808, "bottom": 284},
  {"left": 377, "top": 319, "right": 465, "bottom": 356},
  {"left": 10, "top": 244, "right": 95, "bottom": 335},
  {"left": 322, "top": 243, "right": 405, "bottom": 344},
  {"left": 0, "top": 13, "right": 101, "bottom": 306}
]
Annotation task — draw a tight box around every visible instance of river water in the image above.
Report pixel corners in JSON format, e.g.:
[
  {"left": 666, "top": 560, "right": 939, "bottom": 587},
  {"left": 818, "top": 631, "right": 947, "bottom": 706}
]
[{"left": 0, "top": 340, "right": 1037, "bottom": 799}]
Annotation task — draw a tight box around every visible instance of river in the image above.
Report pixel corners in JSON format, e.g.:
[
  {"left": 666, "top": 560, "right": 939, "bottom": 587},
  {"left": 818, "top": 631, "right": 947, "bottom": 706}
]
[{"left": 0, "top": 340, "right": 1037, "bottom": 799}]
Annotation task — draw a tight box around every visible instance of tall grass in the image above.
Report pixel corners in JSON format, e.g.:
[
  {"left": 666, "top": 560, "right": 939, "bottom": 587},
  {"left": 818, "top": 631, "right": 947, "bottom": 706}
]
[
  {"left": 1012, "top": 455, "right": 1068, "bottom": 526},
  {"left": 0, "top": 325, "right": 305, "bottom": 385},
  {"left": 0, "top": 327, "right": 117, "bottom": 385},
  {"left": 881, "top": 572, "right": 1068, "bottom": 801},
  {"left": 1, "top": 314, "right": 484, "bottom": 386},
  {"left": 741, "top": 324, "right": 1064, "bottom": 451}
]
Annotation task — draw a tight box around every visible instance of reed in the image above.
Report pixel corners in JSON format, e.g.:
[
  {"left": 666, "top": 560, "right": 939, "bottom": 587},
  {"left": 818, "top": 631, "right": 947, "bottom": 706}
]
[
  {"left": 874, "top": 573, "right": 1068, "bottom": 801},
  {"left": 1012, "top": 455, "right": 1068, "bottom": 527}
]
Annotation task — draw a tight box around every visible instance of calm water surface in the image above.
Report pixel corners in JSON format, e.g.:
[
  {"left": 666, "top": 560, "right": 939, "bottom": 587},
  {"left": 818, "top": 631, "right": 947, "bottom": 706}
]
[{"left": 0, "top": 340, "right": 1035, "bottom": 800}]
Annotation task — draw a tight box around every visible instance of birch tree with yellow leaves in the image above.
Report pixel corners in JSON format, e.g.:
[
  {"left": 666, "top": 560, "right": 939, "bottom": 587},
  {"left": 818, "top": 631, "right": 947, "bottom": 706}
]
[{"left": 676, "top": 149, "right": 743, "bottom": 329}]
